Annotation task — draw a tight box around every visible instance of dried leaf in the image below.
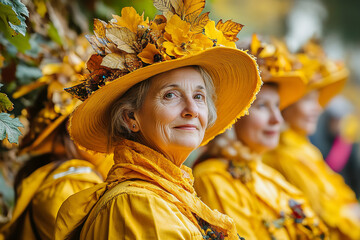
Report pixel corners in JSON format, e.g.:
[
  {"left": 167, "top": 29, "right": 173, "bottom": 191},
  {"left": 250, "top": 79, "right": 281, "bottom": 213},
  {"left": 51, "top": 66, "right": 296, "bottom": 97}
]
[
  {"left": 85, "top": 34, "right": 105, "bottom": 55},
  {"left": 64, "top": 83, "right": 88, "bottom": 101},
  {"left": 0, "top": 113, "right": 23, "bottom": 144},
  {"left": 182, "top": 0, "right": 205, "bottom": 23},
  {"left": 106, "top": 27, "right": 137, "bottom": 54},
  {"left": 93, "top": 18, "right": 107, "bottom": 39},
  {"left": 216, "top": 19, "right": 244, "bottom": 42},
  {"left": 125, "top": 54, "right": 142, "bottom": 72},
  {"left": 101, "top": 53, "right": 126, "bottom": 70},
  {"left": 190, "top": 12, "right": 209, "bottom": 33},
  {"left": 86, "top": 54, "right": 103, "bottom": 72},
  {"left": 153, "top": 0, "right": 174, "bottom": 15}
]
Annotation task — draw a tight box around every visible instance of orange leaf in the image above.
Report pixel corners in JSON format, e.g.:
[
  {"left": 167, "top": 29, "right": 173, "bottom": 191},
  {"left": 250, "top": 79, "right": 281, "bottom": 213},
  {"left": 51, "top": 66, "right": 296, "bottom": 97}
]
[
  {"left": 111, "top": 7, "right": 148, "bottom": 33},
  {"left": 190, "top": 12, "right": 209, "bottom": 33},
  {"left": 216, "top": 19, "right": 244, "bottom": 42},
  {"left": 138, "top": 43, "right": 161, "bottom": 64},
  {"left": 86, "top": 54, "right": 103, "bottom": 72}
]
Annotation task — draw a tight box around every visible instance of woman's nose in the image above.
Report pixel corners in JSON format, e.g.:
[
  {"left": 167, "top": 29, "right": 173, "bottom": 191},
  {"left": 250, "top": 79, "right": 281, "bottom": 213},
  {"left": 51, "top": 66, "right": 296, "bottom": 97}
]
[
  {"left": 181, "top": 98, "right": 199, "bottom": 118},
  {"left": 269, "top": 107, "right": 283, "bottom": 125}
]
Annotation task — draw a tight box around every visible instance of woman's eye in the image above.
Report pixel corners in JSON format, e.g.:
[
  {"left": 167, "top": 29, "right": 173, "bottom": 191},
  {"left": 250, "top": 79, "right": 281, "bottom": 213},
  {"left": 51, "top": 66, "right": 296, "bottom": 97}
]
[
  {"left": 164, "top": 92, "right": 175, "bottom": 99},
  {"left": 194, "top": 94, "right": 204, "bottom": 100}
]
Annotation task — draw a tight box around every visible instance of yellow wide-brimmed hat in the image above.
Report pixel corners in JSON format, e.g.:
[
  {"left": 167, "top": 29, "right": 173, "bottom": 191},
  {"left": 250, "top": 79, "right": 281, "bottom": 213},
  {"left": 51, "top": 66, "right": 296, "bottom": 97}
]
[
  {"left": 296, "top": 39, "right": 349, "bottom": 107},
  {"left": 66, "top": 4, "right": 262, "bottom": 153},
  {"left": 244, "top": 34, "right": 307, "bottom": 109}
]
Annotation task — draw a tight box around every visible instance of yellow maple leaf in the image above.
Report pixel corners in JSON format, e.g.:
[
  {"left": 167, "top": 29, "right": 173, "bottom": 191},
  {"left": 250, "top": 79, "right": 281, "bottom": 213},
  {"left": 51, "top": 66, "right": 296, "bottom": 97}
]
[
  {"left": 112, "top": 7, "right": 149, "bottom": 33},
  {"left": 204, "top": 20, "right": 235, "bottom": 48},
  {"left": 182, "top": 0, "right": 205, "bottom": 22},
  {"left": 216, "top": 19, "right": 243, "bottom": 42},
  {"left": 190, "top": 12, "right": 209, "bottom": 33}
]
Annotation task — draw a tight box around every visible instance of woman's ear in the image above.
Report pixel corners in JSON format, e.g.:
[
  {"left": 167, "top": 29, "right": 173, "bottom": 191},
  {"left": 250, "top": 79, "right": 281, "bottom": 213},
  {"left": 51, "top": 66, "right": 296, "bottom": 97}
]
[{"left": 123, "top": 110, "right": 140, "bottom": 132}]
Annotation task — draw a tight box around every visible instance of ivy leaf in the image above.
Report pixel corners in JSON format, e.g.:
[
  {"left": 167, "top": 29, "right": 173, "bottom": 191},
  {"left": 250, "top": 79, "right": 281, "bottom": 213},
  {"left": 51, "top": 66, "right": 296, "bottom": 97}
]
[
  {"left": 0, "top": 0, "right": 29, "bottom": 36},
  {"left": 0, "top": 112, "right": 23, "bottom": 144},
  {"left": 0, "top": 83, "right": 14, "bottom": 112}
]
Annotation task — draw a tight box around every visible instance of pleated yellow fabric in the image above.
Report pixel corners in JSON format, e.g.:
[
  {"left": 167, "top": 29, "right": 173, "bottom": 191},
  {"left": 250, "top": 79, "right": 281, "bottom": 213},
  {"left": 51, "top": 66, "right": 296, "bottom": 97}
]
[
  {"left": 55, "top": 139, "right": 239, "bottom": 240},
  {"left": 0, "top": 159, "right": 103, "bottom": 240},
  {"left": 264, "top": 128, "right": 360, "bottom": 240},
  {"left": 193, "top": 140, "right": 328, "bottom": 240}
]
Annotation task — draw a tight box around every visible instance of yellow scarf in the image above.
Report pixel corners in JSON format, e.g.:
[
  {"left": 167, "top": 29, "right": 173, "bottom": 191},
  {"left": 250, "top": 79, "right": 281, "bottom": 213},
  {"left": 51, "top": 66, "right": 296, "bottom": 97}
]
[{"left": 56, "top": 139, "right": 238, "bottom": 240}]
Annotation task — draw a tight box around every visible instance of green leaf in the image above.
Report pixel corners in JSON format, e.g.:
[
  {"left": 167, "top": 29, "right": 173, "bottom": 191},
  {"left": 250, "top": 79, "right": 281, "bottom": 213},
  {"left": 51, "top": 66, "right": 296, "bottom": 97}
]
[
  {"left": 0, "top": 83, "right": 13, "bottom": 112},
  {"left": 0, "top": 93, "right": 13, "bottom": 112},
  {"left": 0, "top": 0, "right": 29, "bottom": 36},
  {"left": 0, "top": 112, "right": 23, "bottom": 144}
]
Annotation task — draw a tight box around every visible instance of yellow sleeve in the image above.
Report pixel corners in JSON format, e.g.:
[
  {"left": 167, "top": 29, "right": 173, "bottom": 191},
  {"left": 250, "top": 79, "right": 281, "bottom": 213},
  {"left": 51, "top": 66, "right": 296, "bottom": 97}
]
[
  {"left": 80, "top": 187, "right": 203, "bottom": 240},
  {"left": 193, "top": 160, "right": 257, "bottom": 239},
  {"left": 264, "top": 150, "right": 360, "bottom": 239},
  {"left": 31, "top": 160, "right": 103, "bottom": 240}
]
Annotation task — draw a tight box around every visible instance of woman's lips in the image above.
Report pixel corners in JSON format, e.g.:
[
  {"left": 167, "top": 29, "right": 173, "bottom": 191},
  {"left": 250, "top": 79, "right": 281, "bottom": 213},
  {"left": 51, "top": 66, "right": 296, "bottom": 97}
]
[
  {"left": 174, "top": 124, "right": 198, "bottom": 130},
  {"left": 263, "top": 130, "right": 279, "bottom": 136}
]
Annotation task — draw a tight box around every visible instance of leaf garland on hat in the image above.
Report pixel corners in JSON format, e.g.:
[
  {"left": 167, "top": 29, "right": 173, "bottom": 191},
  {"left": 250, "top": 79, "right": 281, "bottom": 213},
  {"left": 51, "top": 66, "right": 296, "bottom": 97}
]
[
  {"left": 65, "top": 0, "right": 246, "bottom": 101},
  {"left": 247, "top": 34, "right": 295, "bottom": 80}
]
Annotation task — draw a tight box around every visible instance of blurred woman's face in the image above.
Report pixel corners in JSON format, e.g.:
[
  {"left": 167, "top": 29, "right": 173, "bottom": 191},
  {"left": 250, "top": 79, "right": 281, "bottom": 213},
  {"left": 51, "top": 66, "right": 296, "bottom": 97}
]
[
  {"left": 235, "top": 84, "right": 283, "bottom": 154},
  {"left": 135, "top": 67, "right": 208, "bottom": 165},
  {"left": 282, "top": 90, "right": 323, "bottom": 135}
]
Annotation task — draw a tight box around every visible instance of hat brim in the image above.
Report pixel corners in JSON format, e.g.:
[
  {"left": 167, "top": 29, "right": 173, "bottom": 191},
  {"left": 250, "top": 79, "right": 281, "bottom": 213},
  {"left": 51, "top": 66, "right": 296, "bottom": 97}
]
[
  {"left": 266, "top": 71, "right": 307, "bottom": 110},
  {"left": 308, "top": 67, "right": 348, "bottom": 107},
  {"left": 69, "top": 47, "right": 262, "bottom": 153}
]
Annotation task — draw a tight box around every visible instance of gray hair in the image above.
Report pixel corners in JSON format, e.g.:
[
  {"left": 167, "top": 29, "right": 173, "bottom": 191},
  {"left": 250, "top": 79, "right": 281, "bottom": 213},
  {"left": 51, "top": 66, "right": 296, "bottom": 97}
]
[{"left": 108, "top": 66, "right": 217, "bottom": 148}]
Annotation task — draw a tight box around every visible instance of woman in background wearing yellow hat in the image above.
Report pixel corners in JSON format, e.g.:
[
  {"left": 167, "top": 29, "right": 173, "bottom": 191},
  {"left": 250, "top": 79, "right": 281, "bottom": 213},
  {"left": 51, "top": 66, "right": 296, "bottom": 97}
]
[
  {"left": 263, "top": 40, "right": 360, "bottom": 240},
  {"left": 54, "top": 2, "right": 262, "bottom": 239},
  {"left": 193, "top": 35, "right": 328, "bottom": 240},
  {"left": 0, "top": 38, "right": 113, "bottom": 240}
]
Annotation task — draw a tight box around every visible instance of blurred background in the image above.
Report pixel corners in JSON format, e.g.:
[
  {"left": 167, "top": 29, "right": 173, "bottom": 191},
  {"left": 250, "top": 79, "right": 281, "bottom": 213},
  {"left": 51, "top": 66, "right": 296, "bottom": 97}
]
[{"left": 1, "top": 0, "right": 360, "bottom": 223}]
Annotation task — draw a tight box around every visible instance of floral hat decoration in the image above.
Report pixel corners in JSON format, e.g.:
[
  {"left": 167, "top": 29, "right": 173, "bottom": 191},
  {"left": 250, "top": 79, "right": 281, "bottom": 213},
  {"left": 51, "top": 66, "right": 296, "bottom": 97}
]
[
  {"left": 296, "top": 39, "right": 349, "bottom": 106},
  {"left": 244, "top": 34, "right": 307, "bottom": 109},
  {"left": 65, "top": 0, "right": 262, "bottom": 153}
]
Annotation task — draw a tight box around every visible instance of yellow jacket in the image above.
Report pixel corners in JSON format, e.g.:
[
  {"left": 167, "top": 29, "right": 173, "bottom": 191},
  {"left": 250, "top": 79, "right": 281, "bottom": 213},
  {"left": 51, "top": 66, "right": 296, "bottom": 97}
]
[
  {"left": 264, "top": 128, "right": 360, "bottom": 240},
  {"left": 193, "top": 142, "right": 328, "bottom": 240},
  {"left": 55, "top": 139, "right": 240, "bottom": 240},
  {"left": 0, "top": 159, "right": 103, "bottom": 240}
]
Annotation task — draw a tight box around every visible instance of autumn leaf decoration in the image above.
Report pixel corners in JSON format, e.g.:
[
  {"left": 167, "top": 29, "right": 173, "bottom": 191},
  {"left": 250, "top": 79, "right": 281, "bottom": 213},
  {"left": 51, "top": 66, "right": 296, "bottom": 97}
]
[
  {"left": 65, "top": 0, "right": 245, "bottom": 101},
  {"left": 248, "top": 34, "right": 293, "bottom": 80}
]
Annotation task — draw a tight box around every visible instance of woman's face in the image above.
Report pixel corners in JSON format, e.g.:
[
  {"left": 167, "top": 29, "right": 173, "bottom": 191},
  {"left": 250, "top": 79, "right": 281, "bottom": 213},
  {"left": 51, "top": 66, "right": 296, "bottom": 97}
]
[
  {"left": 282, "top": 90, "right": 323, "bottom": 135},
  {"left": 235, "top": 84, "right": 283, "bottom": 153},
  {"left": 135, "top": 67, "right": 209, "bottom": 164}
]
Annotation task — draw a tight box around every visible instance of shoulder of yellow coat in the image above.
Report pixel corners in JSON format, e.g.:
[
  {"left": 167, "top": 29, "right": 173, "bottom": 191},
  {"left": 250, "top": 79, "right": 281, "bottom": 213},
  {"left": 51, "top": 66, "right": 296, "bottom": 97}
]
[
  {"left": 85, "top": 180, "right": 176, "bottom": 224},
  {"left": 193, "top": 158, "right": 229, "bottom": 177},
  {"left": 257, "top": 162, "right": 303, "bottom": 196},
  {"left": 38, "top": 159, "right": 103, "bottom": 191}
]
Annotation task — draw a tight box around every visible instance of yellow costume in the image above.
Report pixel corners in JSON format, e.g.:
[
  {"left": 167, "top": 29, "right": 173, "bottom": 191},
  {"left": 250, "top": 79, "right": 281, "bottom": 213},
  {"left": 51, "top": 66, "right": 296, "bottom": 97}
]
[
  {"left": 264, "top": 128, "right": 360, "bottom": 240},
  {"left": 194, "top": 140, "right": 328, "bottom": 240},
  {"left": 0, "top": 159, "right": 103, "bottom": 240},
  {"left": 55, "top": 139, "right": 239, "bottom": 240}
]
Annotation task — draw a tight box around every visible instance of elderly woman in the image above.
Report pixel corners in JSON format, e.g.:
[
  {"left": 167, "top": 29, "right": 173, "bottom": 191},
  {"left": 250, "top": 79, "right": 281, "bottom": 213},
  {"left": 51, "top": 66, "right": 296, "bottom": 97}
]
[
  {"left": 263, "top": 40, "right": 360, "bottom": 240},
  {"left": 54, "top": 3, "right": 261, "bottom": 240},
  {"left": 193, "top": 35, "right": 328, "bottom": 240}
]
